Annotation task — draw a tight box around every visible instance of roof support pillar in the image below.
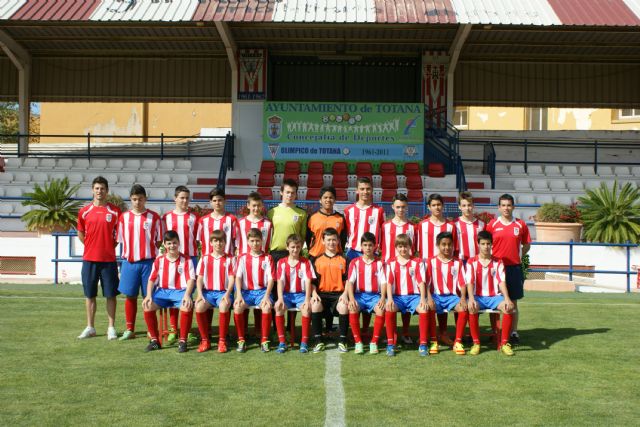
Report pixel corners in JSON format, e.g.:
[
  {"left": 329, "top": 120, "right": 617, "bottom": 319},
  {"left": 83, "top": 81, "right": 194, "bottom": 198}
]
[
  {"left": 215, "top": 22, "right": 238, "bottom": 132},
  {"left": 447, "top": 24, "right": 472, "bottom": 124},
  {"left": 0, "top": 29, "right": 31, "bottom": 155}
]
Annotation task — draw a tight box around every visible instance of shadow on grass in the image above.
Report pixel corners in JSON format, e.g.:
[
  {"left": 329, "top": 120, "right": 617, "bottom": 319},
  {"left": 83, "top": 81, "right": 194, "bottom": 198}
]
[{"left": 515, "top": 328, "right": 610, "bottom": 351}]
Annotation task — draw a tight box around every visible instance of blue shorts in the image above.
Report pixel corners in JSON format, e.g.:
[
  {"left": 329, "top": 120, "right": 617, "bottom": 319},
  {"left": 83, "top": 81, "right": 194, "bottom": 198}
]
[
  {"left": 355, "top": 292, "right": 381, "bottom": 313},
  {"left": 392, "top": 295, "right": 421, "bottom": 314},
  {"left": 283, "top": 292, "right": 306, "bottom": 309},
  {"left": 475, "top": 295, "right": 505, "bottom": 310},
  {"left": 118, "top": 259, "right": 154, "bottom": 297},
  {"left": 202, "top": 290, "right": 233, "bottom": 308},
  {"left": 152, "top": 288, "right": 187, "bottom": 309},
  {"left": 82, "top": 261, "right": 119, "bottom": 298},
  {"left": 432, "top": 294, "right": 461, "bottom": 314},
  {"left": 505, "top": 265, "right": 524, "bottom": 300},
  {"left": 241, "top": 289, "right": 272, "bottom": 307},
  {"left": 346, "top": 248, "right": 363, "bottom": 265}
]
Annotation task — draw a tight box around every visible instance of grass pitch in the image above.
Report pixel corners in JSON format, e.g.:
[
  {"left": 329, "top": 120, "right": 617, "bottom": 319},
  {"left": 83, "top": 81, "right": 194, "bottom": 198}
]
[{"left": 0, "top": 284, "right": 638, "bottom": 426}]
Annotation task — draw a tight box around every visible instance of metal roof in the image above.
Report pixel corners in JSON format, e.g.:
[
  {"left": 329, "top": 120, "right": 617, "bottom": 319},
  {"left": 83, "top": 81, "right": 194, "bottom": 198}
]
[
  {"left": 547, "top": 0, "right": 640, "bottom": 26},
  {"left": 450, "top": 0, "right": 561, "bottom": 25}
]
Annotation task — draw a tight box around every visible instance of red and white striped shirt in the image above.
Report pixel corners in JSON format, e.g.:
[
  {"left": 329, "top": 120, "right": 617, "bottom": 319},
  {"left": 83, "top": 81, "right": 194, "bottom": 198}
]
[
  {"left": 197, "top": 213, "right": 238, "bottom": 256},
  {"left": 454, "top": 218, "right": 485, "bottom": 261},
  {"left": 162, "top": 211, "right": 199, "bottom": 257},
  {"left": 149, "top": 254, "right": 195, "bottom": 290},
  {"left": 344, "top": 204, "right": 385, "bottom": 252},
  {"left": 236, "top": 253, "right": 275, "bottom": 291},
  {"left": 237, "top": 216, "right": 273, "bottom": 255},
  {"left": 196, "top": 253, "right": 235, "bottom": 292},
  {"left": 426, "top": 256, "right": 465, "bottom": 296},
  {"left": 277, "top": 257, "right": 316, "bottom": 294},
  {"left": 416, "top": 219, "right": 457, "bottom": 260},
  {"left": 466, "top": 256, "right": 505, "bottom": 297},
  {"left": 386, "top": 258, "right": 425, "bottom": 296},
  {"left": 347, "top": 257, "right": 386, "bottom": 294},
  {"left": 380, "top": 220, "right": 416, "bottom": 262},
  {"left": 118, "top": 210, "right": 162, "bottom": 262}
]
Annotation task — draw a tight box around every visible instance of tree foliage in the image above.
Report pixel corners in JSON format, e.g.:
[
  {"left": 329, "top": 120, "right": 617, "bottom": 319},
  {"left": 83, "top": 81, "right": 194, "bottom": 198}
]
[{"left": 21, "top": 178, "right": 82, "bottom": 232}]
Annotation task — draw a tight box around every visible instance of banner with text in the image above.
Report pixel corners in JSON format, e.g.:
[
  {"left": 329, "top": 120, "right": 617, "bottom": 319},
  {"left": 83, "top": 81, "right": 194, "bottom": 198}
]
[{"left": 263, "top": 102, "right": 424, "bottom": 164}]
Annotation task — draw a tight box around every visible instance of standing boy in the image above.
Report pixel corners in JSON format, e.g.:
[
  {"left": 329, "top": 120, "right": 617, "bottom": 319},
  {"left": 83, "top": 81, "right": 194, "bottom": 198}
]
[
  {"left": 274, "top": 234, "right": 321, "bottom": 353},
  {"left": 344, "top": 177, "right": 385, "bottom": 265},
  {"left": 346, "top": 232, "right": 387, "bottom": 355},
  {"left": 268, "top": 179, "right": 307, "bottom": 265},
  {"left": 465, "top": 230, "right": 515, "bottom": 356},
  {"left": 237, "top": 191, "right": 273, "bottom": 255},
  {"left": 306, "top": 186, "right": 347, "bottom": 262},
  {"left": 194, "top": 230, "right": 235, "bottom": 353},
  {"left": 485, "top": 194, "right": 531, "bottom": 344},
  {"left": 117, "top": 184, "right": 162, "bottom": 340},
  {"left": 197, "top": 188, "right": 238, "bottom": 256},
  {"left": 384, "top": 234, "right": 430, "bottom": 357},
  {"left": 77, "top": 176, "right": 121, "bottom": 340},
  {"left": 454, "top": 191, "right": 485, "bottom": 262},
  {"left": 233, "top": 228, "right": 275, "bottom": 353},
  {"left": 141, "top": 230, "right": 195, "bottom": 353}
]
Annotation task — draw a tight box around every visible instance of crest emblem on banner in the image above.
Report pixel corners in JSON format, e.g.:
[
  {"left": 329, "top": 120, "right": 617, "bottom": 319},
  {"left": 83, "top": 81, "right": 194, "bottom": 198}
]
[
  {"left": 268, "top": 116, "right": 282, "bottom": 140},
  {"left": 238, "top": 49, "right": 266, "bottom": 100},
  {"left": 268, "top": 144, "right": 279, "bottom": 160}
]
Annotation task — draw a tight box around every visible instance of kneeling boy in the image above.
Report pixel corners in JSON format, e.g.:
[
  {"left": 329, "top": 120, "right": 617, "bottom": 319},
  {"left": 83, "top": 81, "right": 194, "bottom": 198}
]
[
  {"left": 142, "top": 230, "right": 195, "bottom": 353},
  {"left": 466, "top": 230, "right": 515, "bottom": 356}
]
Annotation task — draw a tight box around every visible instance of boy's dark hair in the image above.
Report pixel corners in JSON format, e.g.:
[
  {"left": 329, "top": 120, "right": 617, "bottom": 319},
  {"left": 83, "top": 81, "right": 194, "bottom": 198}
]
[
  {"left": 394, "top": 233, "right": 412, "bottom": 248},
  {"left": 130, "top": 184, "right": 146, "bottom": 197},
  {"left": 286, "top": 233, "right": 303, "bottom": 246},
  {"left": 498, "top": 194, "right": 515, "bottom": 205},
  {"left": 322, "top": 227, "right": 339, "bottom": 239},
  {"left": 458, "top": 191, "right": 473, "bottom": 204},
  {"left": 319, "top": 186, "right": 336, "bottom": 198},
  {"left": 163, "top": 230, "right": 180, "bottom": 242},
  {"left": 356, "top": 176, "right": 372, "bottom": 186},
  {"left": 174, "top": 185, "right": 190, "bottom": 197},
  {"left": 281, "top": 178, "right": 299, "bottom": 192},
  {"left": 92, "top": 176, "right": 109, "bottom": 190},
  {"left": 247, "top": 191, "right": 263, "bottom": 203},
  {"left": 360, "top": 231, "right": 376, "bottom": 245},
  {"left": 436, "top": 231, "right": 454, "bottom": 245},
  {"left": 210, "top": 229, "right": 226, "bottom": 242},
  {"left": 209, "top": 187, "right": 225, "bottom": 200},
  {"left": 428, "top": 193, "right": 444, "bottom": 205},
  {"left": 247, "top": 228, "right": 263, "bottom": 240},
  {"left": 477, "top": 230, "right": 493, "bottom": 244},
  {"left": 392, "top": 193, "right": 408, "bottom": 203}
]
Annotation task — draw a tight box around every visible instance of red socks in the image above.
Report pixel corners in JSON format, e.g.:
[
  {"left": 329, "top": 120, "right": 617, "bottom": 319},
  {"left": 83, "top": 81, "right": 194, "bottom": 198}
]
[
  {"left": 275, "top": 314, "right": 286, "bottom": 344},
  {"left": 349, "top": 313, "right": 362, "bottom": 344},
  {"left": 261, "top": 311, "right": 271, "bottom": 343},
  {"left": 179, "top": 310, "right": 193, "bottom": 342},
  {"left": 372, "top": 315, "right": 385, "bottom": 343},
  {"left": 469, "top": 313, "right": 481, "bottom": 344},
  {"left": 196, "top": 311, "right": 209, "bottom": 342},
  {"left": 401, "top": 312, "right": 411, "bottom": 336},
  {"left": 234, "top": 312, "right": 246, "bottom": 341},
  {"left": 455, "top": 311, "right": 468, "bottom": 343},
  {"left": 144, "top": 311, "right": 159, "bottom": 342},
  {"left": 219, "top": 311, "right": 230, "bottom": 343},
  {"left": 501, "top": 313, "right": 513, "bottom": 345},
  {"left": 169, "top": 308, "right": 179, "bottom": 331},
  {"left": 301, "top": 315, "right": 311, "bottom": 344},
  {"left": 124, "top": 297, "right": 137, "bottom": 332},
  {"left": 428, "top": 311, "right": 437, "bottom": 341},
  {"left": 419, "top": 312, "right": 428, "bottom": 345},
  {"left": 385, "top": 311, "right": 397, "bottom": 345}
]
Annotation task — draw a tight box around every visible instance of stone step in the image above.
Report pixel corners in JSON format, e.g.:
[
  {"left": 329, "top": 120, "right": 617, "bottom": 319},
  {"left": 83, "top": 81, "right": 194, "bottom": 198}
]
[{"left": 524, "top": 279, "right": 576, "bottom": 292}]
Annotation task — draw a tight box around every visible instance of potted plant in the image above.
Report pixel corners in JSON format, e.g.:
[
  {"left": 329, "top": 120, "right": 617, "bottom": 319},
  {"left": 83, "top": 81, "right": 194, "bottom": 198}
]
[
  {"left": 20, "top": 177, "right": 83, "bottom": 234},
  {"left": 534, "top": 202, "right": 582, "bottom": 242},
  {"left": 577, "top": 181, "right": 640, "bottom": 244}
]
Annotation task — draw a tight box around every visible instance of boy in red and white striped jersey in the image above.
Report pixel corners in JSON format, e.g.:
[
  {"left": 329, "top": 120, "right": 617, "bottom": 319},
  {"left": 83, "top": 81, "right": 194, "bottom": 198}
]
[
  {"left": 425, "top": 231, "right": 469, "bottom": 355},
  {"left": 162, "top": 185, "right": 199, "bottom": 343},
  {"left": 454, "top": 191, "right": 485, "bottom": 262},
  {"left": 274, "top": 234, "right": 321, "bottom": 354},
  {"left": 346, "top": 232, "right": 387, "bottom": 355},
  {"left": 417, "top": 193, "right": 458, "bottom": 345},
  {"left": 344, "top": 177, "right": 385, "bottom": 265},
  {"left": 197, "top": 188, "right": 238, "bottom": 256},
  {"left": 233, "top": 228, "right": 275, "bottom": 353},
  {"left": 237, "top": 191, "right": 273, "bottom": 255},
  {"left": 142, "top": 230, "right": 195, "bottom": 353},
  {"left": 466, "top": 230, "right": 515, "bottom": 356},
  {"left": 380, "top": 193, "right": 417, "bottom": 344},
  {"left": 194, "top": 230, "right": 235, "bottom": 354},
  {"left": 384, "top": 234, "right": 431, "bottom": 357},
  {"left": 117, "top": 184, "right": 162, "bottom": 341}
]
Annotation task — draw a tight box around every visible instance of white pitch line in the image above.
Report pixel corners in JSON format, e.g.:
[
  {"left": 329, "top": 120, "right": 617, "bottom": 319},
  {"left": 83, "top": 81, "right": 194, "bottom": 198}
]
[
  {"left": 324, "top": 349, "right": 346, "bottom": 427},
  {"left": 521, "top": 302, "right": 640, "bottom": 307},
  {"left": 0, "top": 295, "right": 85, "bottom": 301}
]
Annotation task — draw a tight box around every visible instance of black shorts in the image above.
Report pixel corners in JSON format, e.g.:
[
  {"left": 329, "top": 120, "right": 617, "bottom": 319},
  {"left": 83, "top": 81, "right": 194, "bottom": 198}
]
[
  {"left": 318, "top": 292, "right": 343, "bottom": 315},
  {"left": 81, "top": 261, "right": 119, "bottom": 298},
  {"left": 504, "top": 265, "right": 524, "bottom": 300}
]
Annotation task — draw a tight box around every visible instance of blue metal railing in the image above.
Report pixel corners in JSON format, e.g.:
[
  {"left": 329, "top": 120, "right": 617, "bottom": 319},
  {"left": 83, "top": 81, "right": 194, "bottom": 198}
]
[
  {"left": 424, "top": 106, "right": 467, "bottom": 191},
  {"left": 216, "top": 132, "right": 235, "bottom": 190},
  {"left": 528, "top": 241, "right": 638, "bottom": 293}
]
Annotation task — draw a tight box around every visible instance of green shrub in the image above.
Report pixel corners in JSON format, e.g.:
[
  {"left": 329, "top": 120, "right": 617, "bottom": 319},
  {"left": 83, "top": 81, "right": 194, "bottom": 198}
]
[
  {"left": 534, "top": 202, "right": 581, "bottom": 223},
  {"left": 21, "top": 178, "right": 82, "bottom": 232}
]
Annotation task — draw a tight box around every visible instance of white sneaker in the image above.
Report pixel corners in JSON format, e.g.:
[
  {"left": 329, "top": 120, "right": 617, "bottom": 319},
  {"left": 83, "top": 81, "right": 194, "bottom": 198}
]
[
  {"left": 107, "top": 326, "right": 118, "bottom": 341},
  {"left": 77, "top": 326, "right": 96, "bottom": 339}
]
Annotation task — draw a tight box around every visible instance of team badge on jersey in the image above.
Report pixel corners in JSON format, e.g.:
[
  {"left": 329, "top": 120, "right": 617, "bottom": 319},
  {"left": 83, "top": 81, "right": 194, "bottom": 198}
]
[
  {"left": 105, "top": 213, "right": 113, "bottom": 223},
  {"left": 513, "top": 227, "right": 520, "bottom": 236},
  {"left": 298, "top": 270, "right": 304, "bottom": 279},
  {"left": 262, "top": 261, "right": 268, "bottom": 270},
  {"left": 409, "top": 267, "right": 415, "bottom": 276},
  {"left": 292, "top": 215, "right": 299, "bottom": 223},
  {"left": 261, "top": 226, "right": 268, "bottom": 238},
  {"left": 177, "top": 266, "right": 184, "bottom": 274},
  {"left": 188, "top": 217, "right": 195, "bottom": 226},
  {"left": 367, "top": 216, "right": 375, "bottom": 225},
  {"left": 143, "top": 220, "right": 151, "bottom": 230},
  {"left": 223, "top": 225, "right": 230, "bottom": 233},
  {"left": 336, "top": 221, "right": 341, "bottom": 228}
]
